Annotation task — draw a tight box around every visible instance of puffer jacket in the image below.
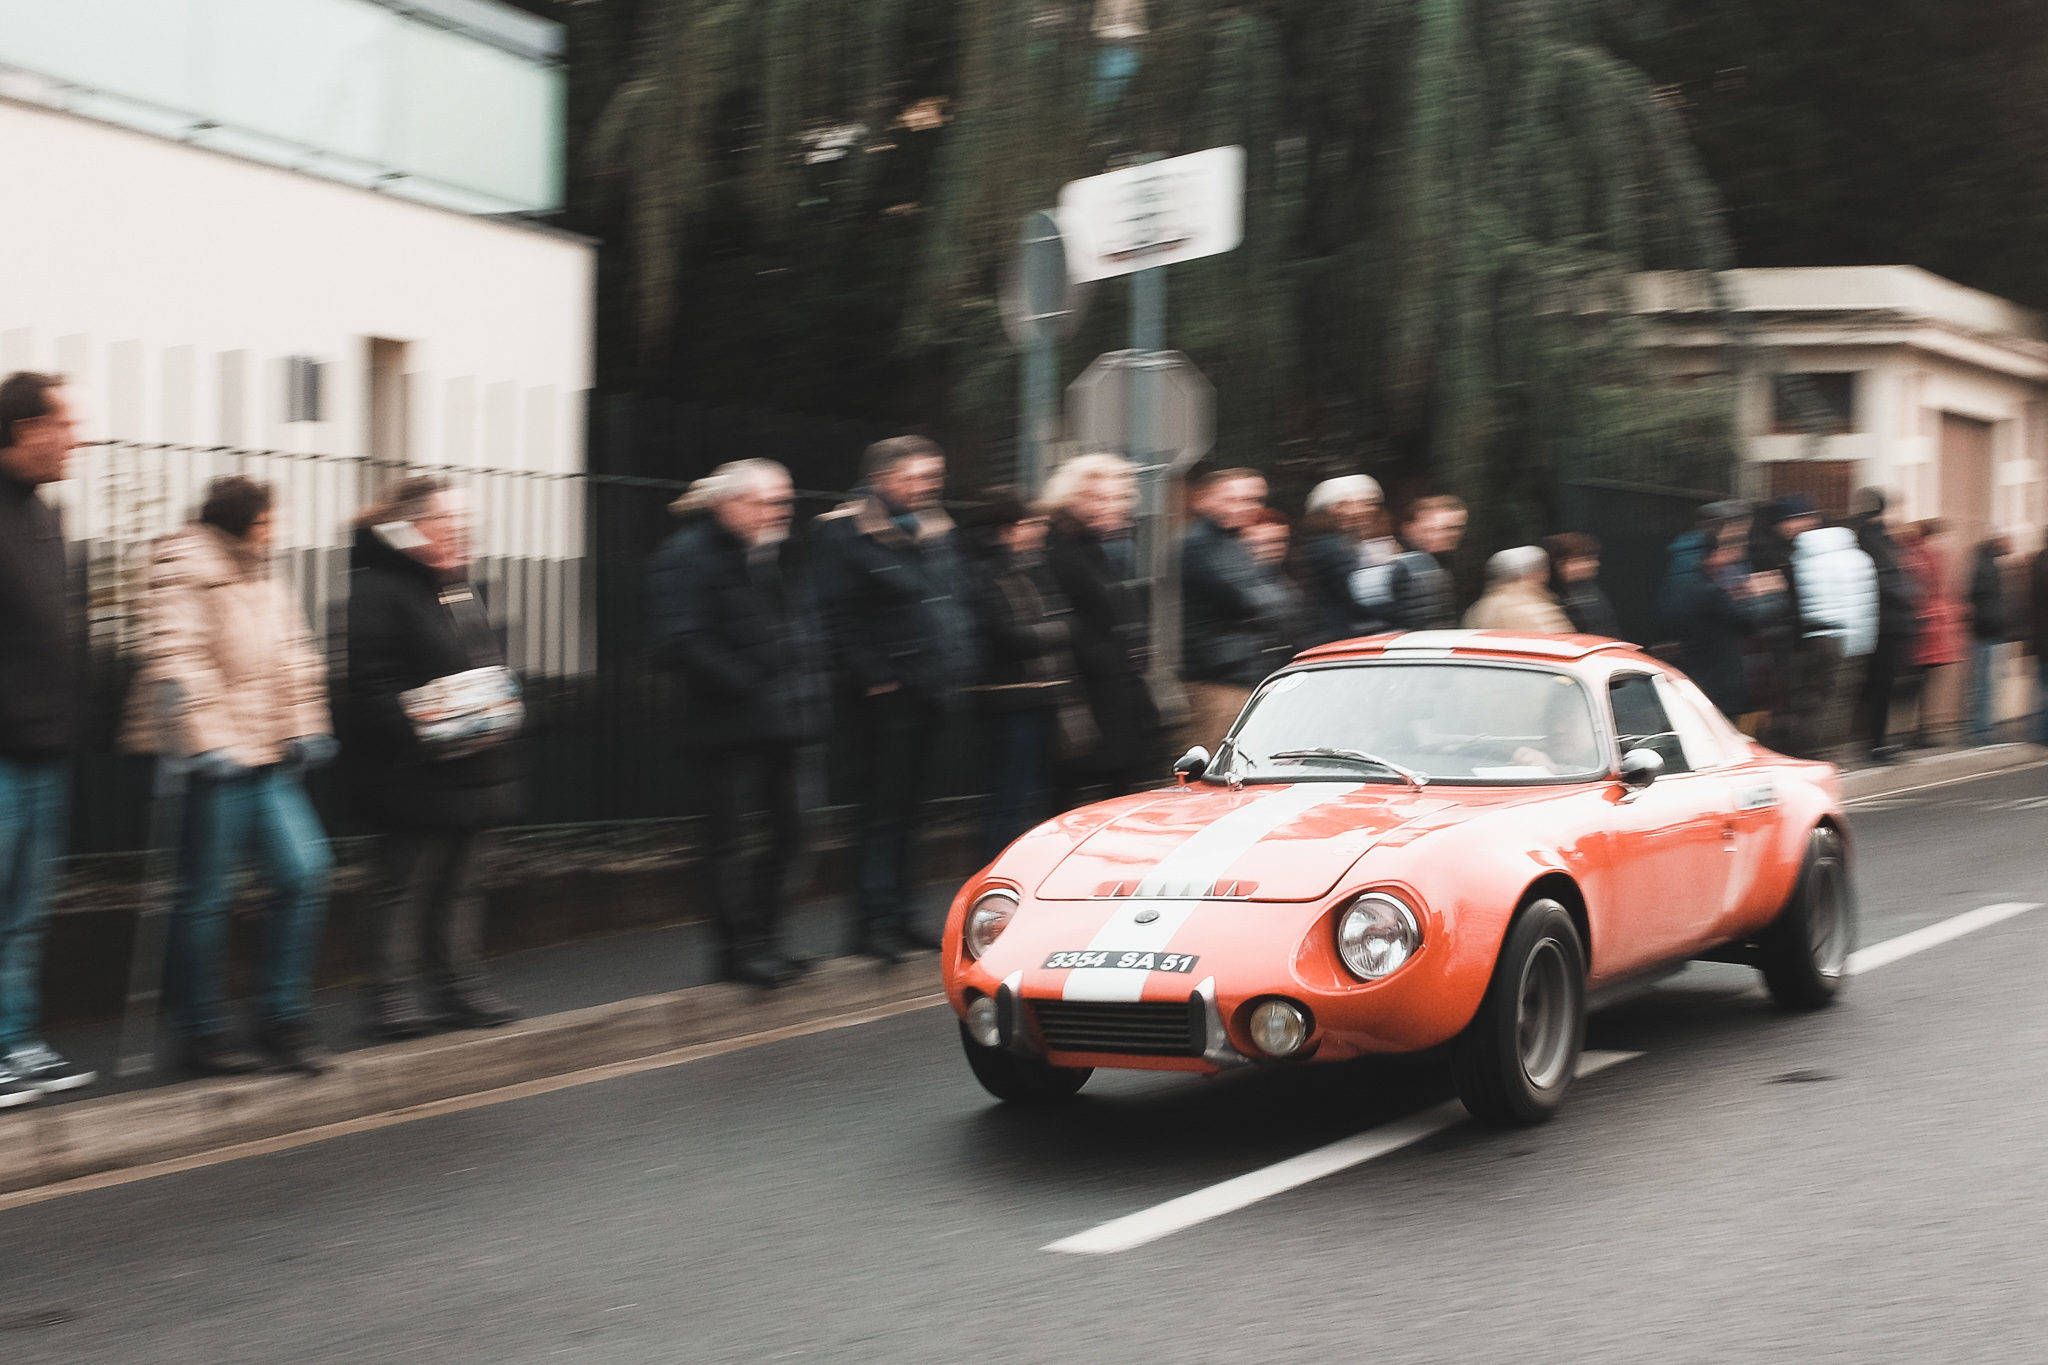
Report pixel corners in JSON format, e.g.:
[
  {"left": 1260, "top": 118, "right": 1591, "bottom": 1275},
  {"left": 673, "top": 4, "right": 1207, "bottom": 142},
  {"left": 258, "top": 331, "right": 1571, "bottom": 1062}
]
[
  {"left": 121, "top": 523, "right": 329, "bottom": 766},
  {"left": 1791, "top": 527, "right": 1878, "bottom": 659},
  {"left": 1463, "top": 579, "right": 1572, "bottom": 634}
]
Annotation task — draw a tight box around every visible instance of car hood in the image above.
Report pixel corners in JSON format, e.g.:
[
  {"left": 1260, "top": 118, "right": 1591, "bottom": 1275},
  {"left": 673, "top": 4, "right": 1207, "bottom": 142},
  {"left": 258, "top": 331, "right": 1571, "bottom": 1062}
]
[{"left": 1032, "top": 781, "right": 1458, "bottom": 902}]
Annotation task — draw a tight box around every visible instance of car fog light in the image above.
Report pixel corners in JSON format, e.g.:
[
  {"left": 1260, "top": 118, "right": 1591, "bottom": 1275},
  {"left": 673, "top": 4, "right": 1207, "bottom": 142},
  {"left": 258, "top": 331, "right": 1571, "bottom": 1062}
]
[
  {"left": 1337, "top": 893, "right": 1422, "bottom": 980},
  {"left": 964, "top": 890, "right": 1018, "bottom": 959},
  {"left": 965, "top": 994, "right": 1002, "bottom": 1049},
  {"left": 1248, "top": 999, "right": 1310, "bottom": 1057}
]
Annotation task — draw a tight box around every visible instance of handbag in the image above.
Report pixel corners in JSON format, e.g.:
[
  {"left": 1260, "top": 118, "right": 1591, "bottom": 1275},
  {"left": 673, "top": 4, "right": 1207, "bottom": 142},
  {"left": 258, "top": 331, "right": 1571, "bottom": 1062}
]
[{"left": 396, "top": 585, "right": 525, "bottom": 760}]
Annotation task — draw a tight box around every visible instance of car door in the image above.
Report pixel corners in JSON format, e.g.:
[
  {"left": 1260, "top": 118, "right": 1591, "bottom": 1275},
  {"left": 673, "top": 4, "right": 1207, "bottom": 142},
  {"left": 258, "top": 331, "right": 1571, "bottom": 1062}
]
[
  {"left": 1655, "top": 673, "right": 1782, "bottom": 939},
  {"left": 1594, "top": 671, "right": 1736, "bottom": 976}
]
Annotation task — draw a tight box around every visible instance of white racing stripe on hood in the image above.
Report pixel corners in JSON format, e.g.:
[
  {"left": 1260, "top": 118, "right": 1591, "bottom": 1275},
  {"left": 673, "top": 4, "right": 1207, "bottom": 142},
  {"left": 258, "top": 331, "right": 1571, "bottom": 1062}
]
[{"left": 1062, "top": 783, "right": 1363, "bottom": 1003}]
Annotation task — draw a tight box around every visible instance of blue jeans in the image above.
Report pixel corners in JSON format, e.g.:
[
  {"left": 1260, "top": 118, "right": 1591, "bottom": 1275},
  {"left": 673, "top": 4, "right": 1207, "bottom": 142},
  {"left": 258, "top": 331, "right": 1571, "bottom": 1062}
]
[
  {"left": 167, "top": 766, "right": 332, "bottom": 1037},
  {"left": 1967, "top": 640, "right": 2001, "bottom": 744},
  {"left": 0, "top": 757, "right": 68, "bottom": 1051}
]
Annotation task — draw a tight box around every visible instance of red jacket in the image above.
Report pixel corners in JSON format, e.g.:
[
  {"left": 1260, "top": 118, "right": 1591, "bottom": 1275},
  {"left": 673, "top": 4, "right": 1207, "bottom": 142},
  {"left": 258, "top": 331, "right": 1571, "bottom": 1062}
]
[{"left": 1901, "top": 539, "right": 1966, "bottom": 667}]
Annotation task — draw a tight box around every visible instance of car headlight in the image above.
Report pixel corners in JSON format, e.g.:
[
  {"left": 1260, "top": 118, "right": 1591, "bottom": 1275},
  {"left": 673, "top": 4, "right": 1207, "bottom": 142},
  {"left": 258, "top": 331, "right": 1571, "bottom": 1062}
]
[
  {"left": 1248, "top": 999, "right": 1311, "bottom": 1057},
  {"left": 964, "top": 994, "right": 1002, "bottom": 1048},
  {"left": 964, "top": 889, "right": 1019, "bottom": 959},
  {"left": 1336, "top": 892, "right": 1422, "bottom": 980}
]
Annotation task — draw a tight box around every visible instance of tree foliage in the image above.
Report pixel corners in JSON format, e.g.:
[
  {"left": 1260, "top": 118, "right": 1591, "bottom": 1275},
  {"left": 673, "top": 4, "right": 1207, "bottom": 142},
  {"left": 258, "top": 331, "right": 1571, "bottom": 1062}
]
[{"left": 522, "top": 0, "right": 1742, "bottom": 530}]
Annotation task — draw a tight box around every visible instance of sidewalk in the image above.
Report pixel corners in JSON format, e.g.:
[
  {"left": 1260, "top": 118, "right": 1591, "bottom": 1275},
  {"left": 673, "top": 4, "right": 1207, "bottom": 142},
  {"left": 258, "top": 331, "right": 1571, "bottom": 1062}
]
[{"left": 4, "top": 739, "right": 2039, "bottom": 1200}]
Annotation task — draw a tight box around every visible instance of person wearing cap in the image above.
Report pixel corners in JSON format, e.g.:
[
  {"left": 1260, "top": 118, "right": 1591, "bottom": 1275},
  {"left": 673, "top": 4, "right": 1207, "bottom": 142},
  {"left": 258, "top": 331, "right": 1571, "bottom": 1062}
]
[
  {"left": 1464, "top": 546, "right": 1572, "bottom": 634},
  {"left": 1297, "top": 474, "right": 1387, "bottom": 646}
]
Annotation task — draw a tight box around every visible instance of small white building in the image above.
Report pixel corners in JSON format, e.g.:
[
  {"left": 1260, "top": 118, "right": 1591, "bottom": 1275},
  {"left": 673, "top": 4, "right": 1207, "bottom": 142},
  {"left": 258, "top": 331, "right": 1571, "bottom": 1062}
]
[
  {"left": 0, "top": 0, "right": 595, "bottom": 669},
  {"left": 1639, "top": 265, "right": 2047, "bottom": 727}
]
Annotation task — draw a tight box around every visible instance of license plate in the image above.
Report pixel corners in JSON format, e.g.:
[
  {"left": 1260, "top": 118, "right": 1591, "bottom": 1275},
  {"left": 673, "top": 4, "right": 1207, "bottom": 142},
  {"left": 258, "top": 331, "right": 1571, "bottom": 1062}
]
[{"left": 1043, "top": 950, "right": 1200, "bottom": 973}]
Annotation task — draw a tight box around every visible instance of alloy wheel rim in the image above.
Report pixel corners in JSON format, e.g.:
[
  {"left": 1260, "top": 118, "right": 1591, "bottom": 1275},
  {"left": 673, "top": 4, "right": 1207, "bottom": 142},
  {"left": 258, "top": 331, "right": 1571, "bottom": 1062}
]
[
  {"left": 1809, "top": 854, "right": 1847, "bottom": 979},
  {"left": 1516, "top": 937, "right": 1574, "bottom": 1091}
]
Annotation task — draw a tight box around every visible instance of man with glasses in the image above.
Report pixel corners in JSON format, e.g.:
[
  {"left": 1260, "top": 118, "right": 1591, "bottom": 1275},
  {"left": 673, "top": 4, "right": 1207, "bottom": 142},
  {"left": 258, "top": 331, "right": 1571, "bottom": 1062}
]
[{"left": 0, "top": 371, "right": 95, "bottom": 1105}]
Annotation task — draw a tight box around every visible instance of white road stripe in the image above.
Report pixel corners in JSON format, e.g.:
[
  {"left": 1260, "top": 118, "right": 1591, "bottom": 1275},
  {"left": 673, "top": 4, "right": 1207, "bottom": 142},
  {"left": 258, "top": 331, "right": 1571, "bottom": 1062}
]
[
  {"left": 1846, "top": 901, "right": 2042, "bottom": 975},
  {"left": 1044, "top": 1050, "right": 1640, "bottom": 1255},
  {"left": 1045, "top": 898, "right": 2048, "bottom": 1256},
  {"left": 1062, "top": 903, "right": 1200, "bottom": 1002}
]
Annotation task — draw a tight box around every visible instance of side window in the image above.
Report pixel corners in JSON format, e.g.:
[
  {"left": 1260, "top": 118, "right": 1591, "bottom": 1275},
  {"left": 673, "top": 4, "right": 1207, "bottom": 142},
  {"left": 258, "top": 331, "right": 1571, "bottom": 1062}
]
[
  {"left": 1608, "top": 673, "right": 1691, "bottom": 775},
  {"left": 1656, "top": 674, "right": 1747, "bottom": 770}
]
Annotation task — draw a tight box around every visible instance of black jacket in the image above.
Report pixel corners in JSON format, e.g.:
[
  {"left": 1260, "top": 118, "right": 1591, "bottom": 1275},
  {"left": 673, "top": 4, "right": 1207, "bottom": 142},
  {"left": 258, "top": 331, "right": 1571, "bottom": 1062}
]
[
  {"left": 1556, "top": 578, "right": 1621, "bottom": 640},
  {"left": 1665, "top": 562, "right": 1757, "bottom": 718},
  {"left": 1968, "top": 544, "right": 2009, "bottom": 641},
  {"left": 965, "top": 548, "right": 1079, "bottom": 714},
  {"left": 646, "top": 514, "right": 827, "bottom": 748},
  {"left": 812, "top": 492, "right": 976, "bottom": 702},
  {"left": 1854, "top": 516, "right": 1918, "bottom": 640},
  {"left": 1297, "top": 530, "right": 1365, "bottom": 647},
  {"left": 1044, "top": 515, "right": 1157, "bottom": 773},
  {"left": 1180, "top": 517, "right": 1289, "bottom": 687},
  {"left": 342, "top": 528, "right": 523, "bottom": 830},
  {"left": 0, "top": 474, "right": 78, "bottom": 758}
]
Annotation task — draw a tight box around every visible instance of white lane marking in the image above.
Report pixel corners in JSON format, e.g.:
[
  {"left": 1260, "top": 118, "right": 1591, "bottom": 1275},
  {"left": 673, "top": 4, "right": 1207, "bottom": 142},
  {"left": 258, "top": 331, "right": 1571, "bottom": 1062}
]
[
  {"left": 1044, "top": 1050, "right": 1640, "bottom": 1255},
  {"left": 1063, "top": 903, "right": 1200, "bottom": 1002},
  {"left": 1847, "top": 902, "right": 2043, "bottom": 975},
  {"left": 1044, "top": 896, "right": 2048, "bottom": 1255},
  {"left": 1845, "top": 755, "right": 2048, "bottom": 806},
  {"left": 1133, "top": 782, "right": 1362, "bottom": 899}
]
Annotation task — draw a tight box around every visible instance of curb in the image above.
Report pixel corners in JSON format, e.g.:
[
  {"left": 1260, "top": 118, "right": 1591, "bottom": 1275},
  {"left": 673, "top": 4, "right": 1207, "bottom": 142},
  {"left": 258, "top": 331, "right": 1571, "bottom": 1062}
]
[
  {"left": 0, "top": 956, "right": 945, "bottom": 1197},
  {"left": 1840, "top": 744, "right": 2044, "bottom": 803}
]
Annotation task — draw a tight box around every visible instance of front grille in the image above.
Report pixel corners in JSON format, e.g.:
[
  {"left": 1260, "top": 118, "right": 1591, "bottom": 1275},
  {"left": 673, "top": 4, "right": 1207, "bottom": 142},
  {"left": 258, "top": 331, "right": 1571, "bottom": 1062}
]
[{"left": 1031, "top": 999, "right": 1203, "bottom": 1057}]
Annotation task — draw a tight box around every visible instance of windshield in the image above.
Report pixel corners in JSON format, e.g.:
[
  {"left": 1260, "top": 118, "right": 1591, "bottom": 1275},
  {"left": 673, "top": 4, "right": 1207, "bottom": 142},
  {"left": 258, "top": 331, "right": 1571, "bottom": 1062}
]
[{"left": 1215, "top": 662, "right": 1607, "bottom": 784}]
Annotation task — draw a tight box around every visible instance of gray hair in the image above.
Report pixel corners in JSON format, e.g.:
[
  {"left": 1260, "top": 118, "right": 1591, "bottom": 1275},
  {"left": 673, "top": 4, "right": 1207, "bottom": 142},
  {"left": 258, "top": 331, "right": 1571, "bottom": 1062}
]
[
  {"left": 1043, "top": 452, "right": 1137, "bottom": 512},
  {"left": 1305, "top": 474, "right": 1383, "bottom": 517},
  {"left": 1486, "top": 545, "right": 1549, "bottom": 585},
  {"left": 670, "top": 458, "right": 790, "bottom": 516}
]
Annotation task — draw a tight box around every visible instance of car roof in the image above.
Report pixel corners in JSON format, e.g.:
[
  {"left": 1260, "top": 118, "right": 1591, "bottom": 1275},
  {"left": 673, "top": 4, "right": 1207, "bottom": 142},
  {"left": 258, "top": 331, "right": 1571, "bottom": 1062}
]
[{"left": 1289, "top": 630, "right": 1654, "bottom": 668}]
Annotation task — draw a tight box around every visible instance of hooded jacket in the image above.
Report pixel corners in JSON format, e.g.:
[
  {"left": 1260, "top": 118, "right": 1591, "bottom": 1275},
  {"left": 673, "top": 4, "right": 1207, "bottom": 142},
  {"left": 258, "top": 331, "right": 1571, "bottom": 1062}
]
[
  {"left": 1790, "top": 527, "right": 1878, "bottom": 659},
  {"left": 342, "top": 527, "right": 522, "bottom": 830},
  {"left": 0, "top": 472, "right": 77, "bottom": 758},
  {"left": 120, "top": 523, "right": 329, "bottom": 766}
]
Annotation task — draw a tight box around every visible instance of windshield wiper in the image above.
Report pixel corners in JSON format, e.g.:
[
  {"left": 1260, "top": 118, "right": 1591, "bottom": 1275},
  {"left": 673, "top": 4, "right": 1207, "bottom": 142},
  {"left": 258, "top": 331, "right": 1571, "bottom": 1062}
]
[{"left": 1264, "top": 748, "right": 1428, "bottom": 789}]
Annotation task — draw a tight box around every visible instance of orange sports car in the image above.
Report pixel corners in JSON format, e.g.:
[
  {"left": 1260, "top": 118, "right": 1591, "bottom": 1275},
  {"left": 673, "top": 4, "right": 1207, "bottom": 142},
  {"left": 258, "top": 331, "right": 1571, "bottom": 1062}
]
[{"left": 942, "top": 631, "right": 1854, "bottom": 1125}]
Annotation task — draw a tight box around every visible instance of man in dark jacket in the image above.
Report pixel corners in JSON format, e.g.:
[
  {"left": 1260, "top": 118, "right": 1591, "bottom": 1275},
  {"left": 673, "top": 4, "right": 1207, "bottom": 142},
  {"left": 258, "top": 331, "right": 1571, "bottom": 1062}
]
[
  {"left": 813, "top": 436, "right": 975, "bottom": 963},
  {"left": 1664, "top": 522, "right": 1767, "bottom": 720},
  {"left": 0, "top": 372, "right": 94, "bottom": 1106},
  {"left": 1966, "top": 531, "right": 2013, "bottom": 745},
  {"left": 1850, "top": 488, "right": 1918, "bottom": 761},
  {"left": 1044, "top": 454, "right": 1156, "bottom": 797},
  {"left": 648, "top": 459, "right": 825, "bottom": 988},
  {"left": 1178, "top": 468, "right": 1287, "bottom": 752},
  {"left": 345, "top": 477, "right": 524, "bottom": 1038},
  {"left": 1351, "top": 495, "right": 1467, "bottom": 632}
]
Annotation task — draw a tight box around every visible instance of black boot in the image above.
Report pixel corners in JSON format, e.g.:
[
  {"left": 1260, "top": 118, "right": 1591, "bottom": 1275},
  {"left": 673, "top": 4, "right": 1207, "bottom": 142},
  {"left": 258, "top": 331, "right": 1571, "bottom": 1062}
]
[
  {"left": 361, "top": 989, "right": 434, "bottom": 1042},
  {"left": 434, "top": 983, "right": 520, "bottom": 1030},
  {"left": 254, "top": 1018, "right": 331, "bottom": 1077},
  {"left": 176, "top": 1033, "right": 265, "bottom": 1077}
]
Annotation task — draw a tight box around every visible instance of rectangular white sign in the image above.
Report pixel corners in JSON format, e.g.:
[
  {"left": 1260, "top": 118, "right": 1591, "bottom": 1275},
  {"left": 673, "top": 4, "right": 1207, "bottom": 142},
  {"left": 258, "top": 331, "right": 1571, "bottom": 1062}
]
[{"left": 1057, "top": 145, "right": 1245, "bottom": 283}]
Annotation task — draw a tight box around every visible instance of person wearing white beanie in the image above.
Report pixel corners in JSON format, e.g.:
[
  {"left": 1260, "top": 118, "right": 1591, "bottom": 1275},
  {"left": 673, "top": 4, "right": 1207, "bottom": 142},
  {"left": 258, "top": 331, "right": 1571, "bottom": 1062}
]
[{"left": 1298, "top": 474, "right": 1390, "bottom": 645}]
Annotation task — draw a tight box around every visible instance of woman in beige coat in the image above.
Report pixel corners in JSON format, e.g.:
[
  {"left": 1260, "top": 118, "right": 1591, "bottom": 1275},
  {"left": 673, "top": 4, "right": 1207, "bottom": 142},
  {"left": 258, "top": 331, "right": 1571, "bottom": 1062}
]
[
  {"left": 123, "top": 476, "right": 334, "bottom": 1076},
  {"left": 1464, "top": 545, "right": 1573, "bottom": 634}
]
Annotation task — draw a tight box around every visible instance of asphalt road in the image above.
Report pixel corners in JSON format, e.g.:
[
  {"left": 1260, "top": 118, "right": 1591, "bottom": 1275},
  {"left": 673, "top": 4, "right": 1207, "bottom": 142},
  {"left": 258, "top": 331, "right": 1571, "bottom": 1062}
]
[{"left": 4, "top": 759, "right": 2047, "bottom": 1364}]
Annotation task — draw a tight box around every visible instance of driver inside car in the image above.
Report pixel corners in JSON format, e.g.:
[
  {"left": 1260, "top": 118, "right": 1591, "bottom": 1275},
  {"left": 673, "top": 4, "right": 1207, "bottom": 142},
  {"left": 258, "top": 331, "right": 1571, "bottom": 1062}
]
[{"left": 1509, "top": 682, "right": 1602, "bottom": 775}]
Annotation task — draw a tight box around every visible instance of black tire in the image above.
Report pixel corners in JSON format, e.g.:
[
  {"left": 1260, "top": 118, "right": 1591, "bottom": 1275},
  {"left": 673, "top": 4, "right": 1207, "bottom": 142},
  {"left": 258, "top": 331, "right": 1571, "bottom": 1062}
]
[
  {"left": 1454, "top": 898, "right": 1587, "bottom": 1126},
  {"left": 1758, "top": 825, "right": 1854, "bottom": 1010},
  {"left": 959, "top": 1022, "right": 1091, "bottom": 1104}
]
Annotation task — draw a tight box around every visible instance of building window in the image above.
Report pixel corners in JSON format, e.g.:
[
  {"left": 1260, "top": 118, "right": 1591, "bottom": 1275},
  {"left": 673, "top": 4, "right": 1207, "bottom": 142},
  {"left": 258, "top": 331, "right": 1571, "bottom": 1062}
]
[{"left": 1772, "top": 372, "right": 1857, "bottom": 436}]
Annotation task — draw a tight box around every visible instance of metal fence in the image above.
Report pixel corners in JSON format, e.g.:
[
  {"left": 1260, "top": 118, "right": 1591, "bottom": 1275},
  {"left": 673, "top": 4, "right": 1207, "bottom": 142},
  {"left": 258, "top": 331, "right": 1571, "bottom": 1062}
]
[{"left": 59, "top": 439, "right": 990, "bottom": 855}]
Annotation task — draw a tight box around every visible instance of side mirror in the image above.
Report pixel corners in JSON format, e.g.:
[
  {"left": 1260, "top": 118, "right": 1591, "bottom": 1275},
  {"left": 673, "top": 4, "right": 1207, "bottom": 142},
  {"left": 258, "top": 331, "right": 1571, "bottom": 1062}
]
[
  {"left": 1618, "top": 747, "right": 1664, "bottom": 796},
  {"left": 1173, "top": 746, "right": 1211, "bottom": 784}
]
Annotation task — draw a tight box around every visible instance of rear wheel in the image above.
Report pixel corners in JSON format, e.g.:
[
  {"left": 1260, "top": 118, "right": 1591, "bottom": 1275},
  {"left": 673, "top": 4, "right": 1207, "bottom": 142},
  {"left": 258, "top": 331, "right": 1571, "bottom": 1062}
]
[
  {"left": 1455, "top": 899, "right": 1586, "bottom": 1126},
  {"left": 1758, "top": 825, "right": 1854, "bottom": 1010},
  {"left": 958, "top": 1022, "right": 1091, "bottom": 1103}
]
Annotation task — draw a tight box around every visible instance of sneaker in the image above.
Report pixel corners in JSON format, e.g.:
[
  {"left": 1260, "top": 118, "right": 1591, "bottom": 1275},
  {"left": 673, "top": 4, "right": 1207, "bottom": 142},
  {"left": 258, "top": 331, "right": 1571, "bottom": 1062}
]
[
  {"left": 5, "top": 1042, "right": 96, "bottom": 1095},
  {"left": 0, "top": 1063, "right": 40, "bottom": 1110}
]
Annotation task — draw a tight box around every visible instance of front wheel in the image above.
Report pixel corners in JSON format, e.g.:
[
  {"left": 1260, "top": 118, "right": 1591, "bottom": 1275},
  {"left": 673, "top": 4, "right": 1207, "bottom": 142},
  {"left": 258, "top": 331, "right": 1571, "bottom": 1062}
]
[
  {"left": 1454, "top": 898, "right": 1587, "bottom": 1126},
  {"left": 1758, "top": 825, "right": 1854, "bottom": 1010},
  {"left": 959, "top": 1022, "right": 1091, "bottom": 1103}
]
